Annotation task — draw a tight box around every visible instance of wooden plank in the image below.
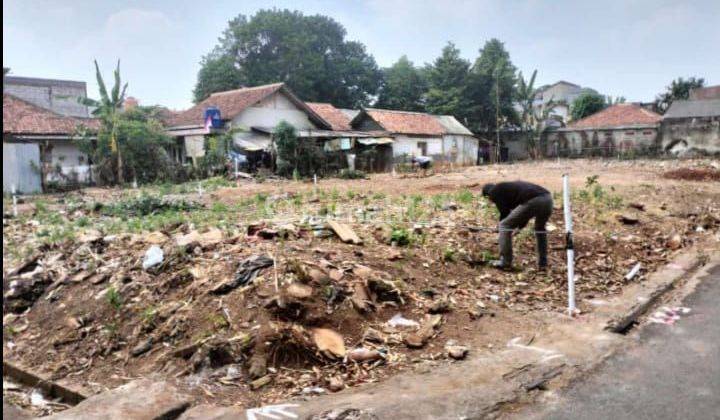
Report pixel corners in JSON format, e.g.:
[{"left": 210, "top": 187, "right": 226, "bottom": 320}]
[
  {"left": 3, "top": 360, "right": 87, "bottom": 405},
  {"left": 327, "top": 220, "right": 363, "bottom": 245}
]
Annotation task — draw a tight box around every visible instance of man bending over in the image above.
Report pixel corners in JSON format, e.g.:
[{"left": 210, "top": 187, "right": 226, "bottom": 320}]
[{"left": 482, "top": 181, "right": 553, "bottom": 270}]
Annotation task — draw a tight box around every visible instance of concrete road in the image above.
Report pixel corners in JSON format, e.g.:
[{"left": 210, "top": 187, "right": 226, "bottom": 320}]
[{"left": 536, "top": 263, "right": 720, "bottom": 420}]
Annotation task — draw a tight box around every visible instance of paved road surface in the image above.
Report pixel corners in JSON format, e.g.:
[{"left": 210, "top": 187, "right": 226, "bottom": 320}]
[{"left": 538, "top": 263, "right": 720, "bottom": 420}]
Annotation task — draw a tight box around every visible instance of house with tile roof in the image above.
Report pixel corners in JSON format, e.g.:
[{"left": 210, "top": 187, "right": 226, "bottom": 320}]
[
  {"left": 350, "top": 108, "right": 479, "bottom": 166},
  {"left": 545, "top": 103, "right": 663, "bottom": 157},
  {"left": 164, "top": 83, "right": 338, "bottom": 166},
  {"left": 3, "top": 91, "right": 99, "bottom": 193}
]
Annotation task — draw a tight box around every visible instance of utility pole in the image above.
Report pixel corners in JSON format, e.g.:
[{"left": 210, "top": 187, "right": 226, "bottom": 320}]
[{"left": 495, "top": 70, "right": 501, "bottom": 163}]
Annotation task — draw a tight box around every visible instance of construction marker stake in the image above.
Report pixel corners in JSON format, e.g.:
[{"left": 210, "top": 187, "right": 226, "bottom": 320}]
[
  {"left": 563, "top": 174, "right": 576, "bottom": 315},
  {"left": 12, "top": 184, "right": 18, "bottom": 217}
]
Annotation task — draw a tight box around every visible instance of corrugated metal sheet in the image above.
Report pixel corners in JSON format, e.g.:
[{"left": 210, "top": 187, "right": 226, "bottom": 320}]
[
  {"left": 3, "top": 142, "right": 42, "bottom": 193},
  {"left": 663, "top": 100, "right": 720, "bottom": 119}
]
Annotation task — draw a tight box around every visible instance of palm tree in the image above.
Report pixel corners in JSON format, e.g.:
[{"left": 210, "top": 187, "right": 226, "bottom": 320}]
[
  {"left": 516, "top": 70, "right": 557, "bottom": 158},
  {"left": 82, "top": 60, "right": 128, "bottom": 183}
]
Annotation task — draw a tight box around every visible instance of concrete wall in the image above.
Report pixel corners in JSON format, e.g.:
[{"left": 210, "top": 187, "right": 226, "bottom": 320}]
[
  {"left": 392, "top": 135, "right": 443, "bottom": 161},
  {"left": 545, "top": 126, "right": 659, "bottom": 156},
  {"left": 661, "top": 117, "right": 720, "bottom": 156},
  {"left": 44, "top": 141, "right": 92, "bottom": 184},
  {"left": 4, "top": 77, "right": 89, "bottom": 117},
  {"left": 441, "top": 134, "right": 479, "bottom": 165},
  {"left": 231, "top": 91, "right": 317, "bottom": 131},
  {"left": 3, "top": 142, "right": 42, "bottom": 193}
]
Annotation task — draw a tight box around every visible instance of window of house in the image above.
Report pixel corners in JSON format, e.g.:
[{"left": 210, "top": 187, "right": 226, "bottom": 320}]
[
  {"left": 417, "top": 141, "right": 428, "bottom": 156},
  {"left": 643, "top": 130, "right": 653, "bottom": 135},
  {"left": 625, "top": 131, "right": 635, "bottom": 135}
]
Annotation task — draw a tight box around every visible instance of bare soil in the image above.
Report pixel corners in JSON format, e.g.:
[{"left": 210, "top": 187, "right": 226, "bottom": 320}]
[{"left": 3, "top": 158, "right": 719, "bottom": 413}]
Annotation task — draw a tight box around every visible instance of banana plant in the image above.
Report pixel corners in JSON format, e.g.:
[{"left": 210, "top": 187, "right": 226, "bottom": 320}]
[{"left": 81, "top": 60, "right": 128, "bottom": 183}]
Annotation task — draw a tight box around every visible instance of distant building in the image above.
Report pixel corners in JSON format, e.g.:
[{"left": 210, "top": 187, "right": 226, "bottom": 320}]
[
  {"left": 4, "top": 76, "right": 90, "bottom": 117},
  {"left": 545, "top": 103, "right": 662, "bottom": 156},
  {"left": 661, "top": 86, "right": 720, "bottom": 155},
  {"left": 3, "top": 92, "right": 98, "bottom": 193},
  {"left": 533, "top": 81, "right": 585, "bottom": 125},
  {"left": 164, "top": 83, "right": 373, "bottom": 169},
  {"left": 350, "top": 108, "right": 479, "bottom": 166},
  {"left": 689, "top": 85, "right": 720, "bottom": 101}
]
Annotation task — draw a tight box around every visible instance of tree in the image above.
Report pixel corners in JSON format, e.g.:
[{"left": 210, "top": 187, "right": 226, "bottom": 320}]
[
  {"left": 375, "top": 56, "right": 426, "bottom": 111},
  {"left": 570, "top": 89, "right": 607, "bottom": 121},
  {"left": 424, "top": 42, "right": 470, "bottom": 120},
  {"left": 78, "top": 61, "right": 177, "bottom": 185},
  {"left": 466, "top": 39, "right": 518, "bottom": 132},
  {"left": 193, "top": 55, "right": 244, "bottom": 103},
  {"left": 82, "top": 60, "right": 128, "bottom": 183},
  {"left": 78, "top": 105, "right": 177, "bottom": 185},
  {"left": 194, "top": 9, "right": 381, "bottom": 107},
  {"left": 273, "top": 121, "right": 324, "bottom": 178},
  {"left": 654, "top": 77, "right": 705, "bottom": 114},
  {"left": 515, "top": 70, "right": 558, "bottom": 158}
]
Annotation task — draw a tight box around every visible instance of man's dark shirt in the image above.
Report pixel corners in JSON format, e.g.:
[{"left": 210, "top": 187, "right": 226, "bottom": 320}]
[{"left": 486, "top": 181, "right": 550, "bottom": 220}]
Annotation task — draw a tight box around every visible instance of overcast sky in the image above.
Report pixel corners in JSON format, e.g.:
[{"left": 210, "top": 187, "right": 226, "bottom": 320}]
[{"left": 4, "top": 0, "right": 719, "bottom": 110}]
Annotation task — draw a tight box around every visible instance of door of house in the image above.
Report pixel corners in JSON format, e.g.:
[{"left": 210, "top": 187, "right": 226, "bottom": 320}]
[{"left": 417, "top": 141, "right": 428, "bottom": 156}]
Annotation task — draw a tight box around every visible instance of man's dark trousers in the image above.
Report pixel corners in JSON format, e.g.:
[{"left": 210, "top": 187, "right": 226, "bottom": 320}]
[{"left": 498, "top": 193, "right": 553, "bottom": 267}]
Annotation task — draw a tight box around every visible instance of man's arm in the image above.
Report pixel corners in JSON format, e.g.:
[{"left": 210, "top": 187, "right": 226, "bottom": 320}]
[{"left": 497, "top": 204, "right": 510, "bottom": 221}]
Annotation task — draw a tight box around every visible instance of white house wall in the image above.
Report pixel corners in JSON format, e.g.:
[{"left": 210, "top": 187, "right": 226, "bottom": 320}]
[
  {"left": 392, "top": 135, "right": 443, "bottom": 161},
  {"left": 47, "top": 141, "right": 92, "bottom": 184},
  {"left": 231, "top": 91, "right": 318, "bottom": 131},
  {"left": 440, "top": 135, "right": 478, "bottom": 165}
]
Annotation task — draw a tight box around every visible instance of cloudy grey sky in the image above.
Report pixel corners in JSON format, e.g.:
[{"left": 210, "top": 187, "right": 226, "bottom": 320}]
[{"left": 4, "top": 0, "right": 719, "bottom": 110}]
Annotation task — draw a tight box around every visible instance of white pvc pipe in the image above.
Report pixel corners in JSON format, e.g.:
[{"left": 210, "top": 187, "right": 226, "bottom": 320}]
[
  {"left": 563, "top": 174, "right": 576, "bottom": 315},
  {"left": 12, "top": 184, "right": 18, "bottom": 217}
]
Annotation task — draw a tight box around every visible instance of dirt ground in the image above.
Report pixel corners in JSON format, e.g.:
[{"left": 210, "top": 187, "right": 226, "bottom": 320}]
[{"left": 3, "top": 158, "right": 719, "bottom": 415}]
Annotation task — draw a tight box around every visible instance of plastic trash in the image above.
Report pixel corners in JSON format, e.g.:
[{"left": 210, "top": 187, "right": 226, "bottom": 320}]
[
  {"left": 648, "top": 306, "right": 691, "bottom": 325},
  {"left": 142, "top": 245, "right": 164, "bottom": 270},
  {"left": 625, "top": 262, "right": 642, "bottom": 280},
  {"left": 387, "top": 313, "right": 420, "bottom": 328}
]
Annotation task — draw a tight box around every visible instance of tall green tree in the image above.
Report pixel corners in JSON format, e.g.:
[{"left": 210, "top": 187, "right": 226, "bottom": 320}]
[
  {"left": 193, "top": 55, "right": 244, "bottom": 103},
  {"left": 82, "top": 60, "right": 128, "bottom": 183},
  {"left": 375, "top": 56, "right": 426, "bottom": 111},
  {"left": 654, "top": 77, "right": 705, "bottom": 114},
  {"left": 424, "top": 42, "right": 470, "bottom": 119},
  {"left": 466, "top": 39, "right": 518, "bottom": 131},
  {"left": 194, "top": 9, "right": 381, "bottom": 107},
  {"left": 570, "top": 89, "right": 606, "bottom": 121}
]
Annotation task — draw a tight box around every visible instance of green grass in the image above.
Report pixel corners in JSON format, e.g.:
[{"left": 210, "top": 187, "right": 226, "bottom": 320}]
[
  {"left": 455, "top": 189, "right": 474, "bottom": 205},
  {"left": 105, "top": 286, "right": 122, "bottom": 310}
]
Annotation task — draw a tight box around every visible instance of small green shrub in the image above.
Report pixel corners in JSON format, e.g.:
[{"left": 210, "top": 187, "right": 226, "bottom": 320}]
[
  {"left": 104, "top": 194, "right": 197, "bottom": 216},
  {"left": 105, "top": 286, "right": 122, "bottom": 310},
  {"left": 339, "top": 169, "right": 367, "bottom": 180},
  {"left": 390, "top": 227, "right": 412, "bottom": 246}
]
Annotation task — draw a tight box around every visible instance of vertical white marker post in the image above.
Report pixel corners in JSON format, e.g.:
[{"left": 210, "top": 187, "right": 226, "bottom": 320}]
[
  {"left": 555, "top": 143, "right": 560, "bottom": 164},
  {"left": 234, "top": 158, "right": 239, "bottom": 179},
  {"left": 563, "top": 174, "right": 576, "bottom": 315},
  {"left": 12, "top": 184, "right": 18, "bottom": 218},
  {"left": 197, "top": 182, "right": 203, "bottom": 197}
]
